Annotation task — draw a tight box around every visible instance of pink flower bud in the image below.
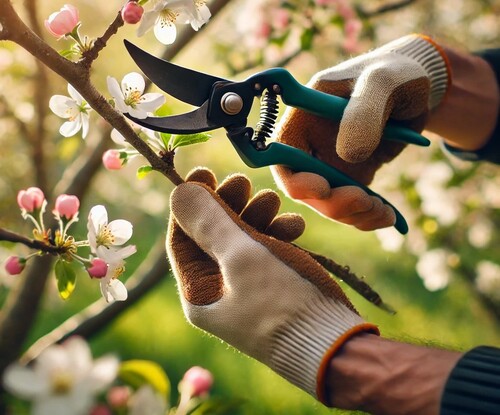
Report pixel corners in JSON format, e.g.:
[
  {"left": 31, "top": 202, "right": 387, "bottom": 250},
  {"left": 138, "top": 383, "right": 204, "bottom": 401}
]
[
  {"left": 54, "top": 194, "right": 80, "bottom": 219},
  {"left": 181, "top": 366, "right": 213, "bottom": 397},
  {"left": 44, "top": 4, "right": 80, "bottom": 38},
  {"left": 102, "top": 150, "right": 124, "bottom": 170},
  {"left": 89, "top": 405, "right": 112, "bottom": 415},
  {"left": 5, "top": 256, "right": 26, "bottom": 275},
  {"left": 17, "top": 187, "right": 45, "bottom": 213},
  {"left": 107, "top": 385, "right": 131, "bottom": 408},
  {"left": 87, "top": 258, "right": 108, "bottom": 279},
  {"left": 121, "top": 2, "right": 144, "bottom": 25}
]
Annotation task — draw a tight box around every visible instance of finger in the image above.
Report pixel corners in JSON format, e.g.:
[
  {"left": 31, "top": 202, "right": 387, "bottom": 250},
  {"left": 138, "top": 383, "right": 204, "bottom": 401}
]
[
  {"left": 170, "top": 182, "right": 251, "bottom": 263},
  {"left": 185, "top": 167, "right": 217, "bottom": 189},
  {"left": 266, "top": 213, "right": 305, "bottom": 242},
  {"left": 337, "top": 196, "right": 396, "bottom": 231},
  {"left": 271, "top": 166, "right": 331, "bottom": 200},
  {"left": 240, "top": 190, "right": 280, "bottom": 232},
  {"left": 167, "top": 221, "right": 223, "bottom": 305},
  {"left": 301, "top": 188, "right": 396, "bottom": 230},
  {"left": 216, "top": 173, "right": 252, "bottom": 214}
]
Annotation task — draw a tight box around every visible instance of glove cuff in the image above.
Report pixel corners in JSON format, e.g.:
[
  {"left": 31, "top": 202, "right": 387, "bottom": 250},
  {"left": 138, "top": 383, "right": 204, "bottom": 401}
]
[
  {"left": 383, "top": 34, "right": 451, "bottom": 109},
  {"left": 269, "top": 296, "right": 379, "bottom": 405}
]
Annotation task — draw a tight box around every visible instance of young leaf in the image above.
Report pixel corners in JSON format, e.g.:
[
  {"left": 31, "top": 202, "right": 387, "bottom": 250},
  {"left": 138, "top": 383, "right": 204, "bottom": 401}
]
[
  {"left": 54, "top": 259, "right": 76, "bottom": 300},
  {"left": 160, "top": 132, "right": 171, "bottom": 149},
  {"left": 119, "top": 360, "right": 170, "bottom": 397},
  {"left": 169, "top": 133, "right": 211, "bottom": 150},
  {"left": 189, "top": 397, "right": 246, "bottom": 414},
  {"left": 137, "top": 165, "right": 153, "bottom": 180}
]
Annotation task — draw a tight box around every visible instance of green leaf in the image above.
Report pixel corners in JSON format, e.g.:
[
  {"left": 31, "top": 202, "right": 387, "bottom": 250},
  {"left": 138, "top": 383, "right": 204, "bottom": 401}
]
[
  {"left": 169, "top": 133, "right": 211, "bottom": 150},
  {"left": 54, "top": 259, "right": 76, "bottom": 300},
  {"left": 119, "top": 360, "right": 170, "bottom": 397},
  {"left": 59, "top": 49, "right": 77, "bottom": 58},
  {"left": 136, "top": 165, "right": 153, "bottom": 180},
  {"left": 300, "top": 28, "right": 316, "bottom": 51},
  {"left": 153, "top": 103, "right": 172, "bottom": 117},
  {"left": 159, "top": 132, "right": 172, "bottom": 149},
  {"left": 189, "top": 397, "right": 246, "bottom": 415}
]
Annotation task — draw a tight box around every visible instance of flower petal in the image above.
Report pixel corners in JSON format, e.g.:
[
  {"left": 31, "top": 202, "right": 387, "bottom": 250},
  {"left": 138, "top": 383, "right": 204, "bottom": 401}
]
[
  {"left": 106, "top": 76, "right": 124, "bottom": 101},
  {"left": 111, "top": 128, "right": 127, "bottom": 145},
  {"left": 89, "top": 205, "right": 108, "bottom": 229},
  {"left": 137, "top": 93, "right": 166, "bottom": 113},
  {"left": 111, "top": 244, "right": 137, "bottom": 260},
  {"left": 122, "top": 72, "right": 146, "bottom": 95},
  {"left": 81, "top": 113, "right": 90, "bottom": 139},
  {"left": 3, "top": 364, "right": 48, "bottom": 399},
  {"left": 108, "top": 279, "right": 128, "bottom": 301},
  {"left": 67, "top": 84, "right": 83, "bottom": 104},
  {"left": 64, "top": 337, "right": 93, "bottom": 377},
  {"left": 154, "top": 21, "right": 177, "bottom": 45},
  {"left": 136, "top": 9, "right": 159, "bottom": 37},
  {"left": 86, "top": 355, "right": 120, "bottom": 393},
  {"left": 59, "top": 118, "right": 82, "bottom": 137},
  {"left": 49, "top": 95, "right": 75, "bottom": 118},
  {"left": 107, "top": 219, "right": 133, "bottom": 245}
]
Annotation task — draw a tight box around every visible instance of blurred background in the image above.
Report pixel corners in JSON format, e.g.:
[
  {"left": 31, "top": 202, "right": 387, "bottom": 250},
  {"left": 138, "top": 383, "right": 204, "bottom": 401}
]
[{"left": 0, "top": 0, "right": 499, "bottom": 413}]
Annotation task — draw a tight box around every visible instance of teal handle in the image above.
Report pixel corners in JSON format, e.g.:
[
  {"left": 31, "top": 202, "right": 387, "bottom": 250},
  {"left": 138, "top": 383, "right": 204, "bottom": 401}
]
[
  {"left": 232, "top": 139, "right": 408, "bottom": 234},
  {"left": 249, "top": 68, "right": 430, "bottom": 146}
]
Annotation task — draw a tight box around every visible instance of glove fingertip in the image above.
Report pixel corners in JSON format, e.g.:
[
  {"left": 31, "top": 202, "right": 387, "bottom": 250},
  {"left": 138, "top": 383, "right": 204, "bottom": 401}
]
[{"left": 185, "top": 167, "right": 218, "bottom": 189}]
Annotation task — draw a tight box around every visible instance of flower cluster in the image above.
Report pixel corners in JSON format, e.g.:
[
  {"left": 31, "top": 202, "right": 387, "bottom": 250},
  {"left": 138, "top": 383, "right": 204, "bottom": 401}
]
[
  {"left": 3, "top": 336, "right": 214, "bottom": 415},
  {"left": 4, "top": 187, "right": 136, "bottom": 302}
]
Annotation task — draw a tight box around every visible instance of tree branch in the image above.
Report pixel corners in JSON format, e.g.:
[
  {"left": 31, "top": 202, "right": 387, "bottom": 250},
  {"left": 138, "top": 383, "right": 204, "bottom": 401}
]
[
  {"left": 358, "top": 0, "right": 418, "bottom": 18},
  {"left": 0, "top": 228, "right": 62, "bottom": 255}
]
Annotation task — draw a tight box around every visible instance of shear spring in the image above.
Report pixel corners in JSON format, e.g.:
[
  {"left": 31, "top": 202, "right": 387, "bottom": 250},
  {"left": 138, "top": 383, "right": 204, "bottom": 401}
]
[{"left": 254, "top": 90, "right": 279, "bottom": 147}]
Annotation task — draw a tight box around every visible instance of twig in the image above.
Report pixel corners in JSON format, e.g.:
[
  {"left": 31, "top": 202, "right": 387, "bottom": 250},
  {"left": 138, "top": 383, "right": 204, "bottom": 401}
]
[
  {"left": 22, "top": 239, "right": 170, "bottom": 364},
  {"left": 298, "top": 245, "right": 396, "bottom": 314},
  {"left": 82, "top": 11, "right": 124, "bottom": 67},
  {"left": 0, "top": 228, "right": 62, "bottom": 255},
  {"left": 358, "top": 0, "right": 418, "bottom": 18}
]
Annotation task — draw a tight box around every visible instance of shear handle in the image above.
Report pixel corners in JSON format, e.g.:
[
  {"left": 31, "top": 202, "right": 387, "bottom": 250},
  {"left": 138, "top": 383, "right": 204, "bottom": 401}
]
[
  {"left": 228, "top": 127, "right": 408, "bottom": 234},
  {"left": 247, "top": 68, "right": 430, "bottom": 147}
]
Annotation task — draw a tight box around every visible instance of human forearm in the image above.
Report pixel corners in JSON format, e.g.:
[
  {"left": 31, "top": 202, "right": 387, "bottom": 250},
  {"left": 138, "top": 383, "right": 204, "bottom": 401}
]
[
  {"left": 325, "top": 334, "right": 462, "bottom": 415},
  {"left": 426, "top": 46, "right": 499, "bottom": 151}
]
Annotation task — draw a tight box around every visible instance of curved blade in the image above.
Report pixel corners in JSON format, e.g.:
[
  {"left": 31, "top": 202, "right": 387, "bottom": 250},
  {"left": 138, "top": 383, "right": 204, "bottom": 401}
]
[
  {"left": 125, "top": 101, "right": 219, "bottom": 134},
  {"left": 124, "top": 40, "right": 226, "bottom": 106}
]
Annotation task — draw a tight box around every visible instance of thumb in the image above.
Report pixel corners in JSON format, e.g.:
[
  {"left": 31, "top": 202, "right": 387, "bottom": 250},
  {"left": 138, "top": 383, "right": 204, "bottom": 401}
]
[{"left": 170, "top": 182, "right": 251, "bottom": 265}]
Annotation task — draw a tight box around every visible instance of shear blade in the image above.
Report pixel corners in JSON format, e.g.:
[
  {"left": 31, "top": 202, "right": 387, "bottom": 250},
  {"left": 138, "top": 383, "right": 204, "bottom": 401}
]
[
  {"left": 124, "top": 40, "right": 226, "bottom": 107},
  {"left": 125, "top": 101, "right": 218, "bottom": 134}
]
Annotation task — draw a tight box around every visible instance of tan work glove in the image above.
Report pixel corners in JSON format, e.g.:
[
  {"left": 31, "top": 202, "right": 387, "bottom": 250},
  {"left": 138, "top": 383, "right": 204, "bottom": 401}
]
[
  {"left": 272, "top": 34, "right": 450, "bottom": 231},
  {"left": 167, "top": 168, "right": 379, "bottom": 405}
]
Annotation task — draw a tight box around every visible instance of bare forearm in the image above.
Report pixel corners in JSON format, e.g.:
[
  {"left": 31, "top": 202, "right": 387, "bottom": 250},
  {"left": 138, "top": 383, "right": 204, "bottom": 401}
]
[
  {"left": 426, "top": 46, "right": 499, "bottom": 151},
  {"left": 325, "top": 334, "right": 462, "bottom": 415}
]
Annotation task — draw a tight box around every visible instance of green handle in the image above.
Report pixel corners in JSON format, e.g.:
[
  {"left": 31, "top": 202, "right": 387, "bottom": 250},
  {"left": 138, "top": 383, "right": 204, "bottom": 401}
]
[
  {"left": 249, "top": 68, "right": 430, "bottom": 146},
  {"left": 231, "top": 137, "right": 408, "bottom": 235}
]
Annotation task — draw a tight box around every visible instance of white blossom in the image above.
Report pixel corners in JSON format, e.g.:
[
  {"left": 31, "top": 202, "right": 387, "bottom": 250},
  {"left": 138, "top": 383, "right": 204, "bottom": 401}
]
[
  {"left": 416, "top": 249, "right": 452, "bottom": 291},
  {"left": 49, "top": 84, "right": 92, "bottom": 138},
  {"left": 107, "top": 72, "right": 165, "bottom": 119},
  {"left": 137, "top": 0, "right": 210, "bottom": 45},
  {"left": 3, "top": 337, "right": 118, "bottom": 415}
]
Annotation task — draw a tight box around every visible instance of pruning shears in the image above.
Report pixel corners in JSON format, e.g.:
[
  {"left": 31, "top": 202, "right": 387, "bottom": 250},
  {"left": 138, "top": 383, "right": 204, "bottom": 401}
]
[{"left": 124, "top": 40, "right": 430, "bottom": 235}]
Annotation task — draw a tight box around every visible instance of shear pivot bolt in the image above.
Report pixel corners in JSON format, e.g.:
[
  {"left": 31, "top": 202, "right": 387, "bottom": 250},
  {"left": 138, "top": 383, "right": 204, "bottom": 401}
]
[{"left": 221, "top": 92, "right": 243, "bottom": 115}]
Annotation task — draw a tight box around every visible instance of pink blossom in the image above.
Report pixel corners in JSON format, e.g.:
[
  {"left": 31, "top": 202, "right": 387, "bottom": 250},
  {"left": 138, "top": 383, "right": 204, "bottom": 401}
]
[
  {"left": 102, "top": 150, "right": 124, "bottom": 170},
  {"left": 54, "top": 194, "right": 80, "bottom": 219},
  {"left": 17, "top": 187, "right": 45, "bottom": 212},
  {"left": 87, "top": 258, "right": 108, "bottom": 279},
  {"left": 181, "top": 366, "right": 213, "bottom": 397},
  {"left": 89, "top": 405, "right": 112, "bottom": 415},
  {"left": 122, "top": 2, "right": 144, "bottom": 25},
  {"left": 107, "top": 385, "right": 131, "bottom": 408},
  {"left": 5, "top": 256, "right": 26, "bottom": 275},
  {"left": 44, "top": 4, "right": 80, "bottom": 38}
]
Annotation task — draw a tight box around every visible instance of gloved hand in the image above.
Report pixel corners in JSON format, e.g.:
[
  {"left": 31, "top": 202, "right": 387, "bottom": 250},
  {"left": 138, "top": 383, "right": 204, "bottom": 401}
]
[
  {"left": 166, "top": 167, "right": 379, "bottom": 405},
  {"left": 272, "top": 34, "right": 450, "bottom": 231}
]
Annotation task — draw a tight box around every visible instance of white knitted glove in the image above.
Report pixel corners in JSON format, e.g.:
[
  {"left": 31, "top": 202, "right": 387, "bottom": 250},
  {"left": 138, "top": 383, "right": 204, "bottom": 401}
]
[
  {"left": 272, "top": 34, "right": 450, "bottom": 231},
  {"left": 167, "top": 168, "right": 379, "bottom": 404}
]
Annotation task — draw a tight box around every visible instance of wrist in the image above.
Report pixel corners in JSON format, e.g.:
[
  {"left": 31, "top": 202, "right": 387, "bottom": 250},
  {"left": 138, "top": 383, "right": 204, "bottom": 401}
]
[
  {"left": 426, "top": 46, "right": 500, "bottom": 150},
  {"left": 326, "top": 334, "right": 462, "bottom": 415}
]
